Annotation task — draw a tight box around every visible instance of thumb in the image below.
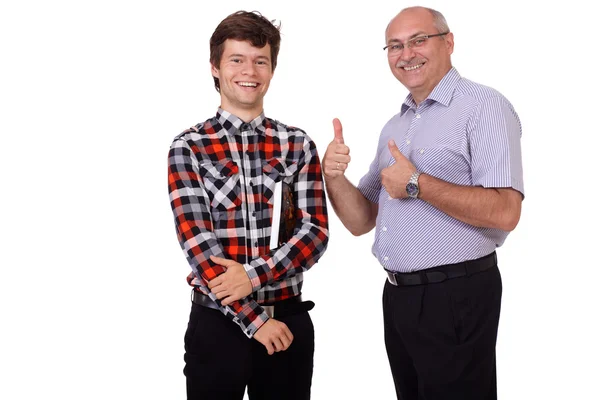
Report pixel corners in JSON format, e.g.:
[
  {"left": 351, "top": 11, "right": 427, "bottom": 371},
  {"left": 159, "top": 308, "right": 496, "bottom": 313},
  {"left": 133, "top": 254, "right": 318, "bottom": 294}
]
[
  {"left": 332, "top": 118, "right": 344, "bottom": 144},
  {"left": 388, "top": 140, "right": 403, "bottom": 160}
]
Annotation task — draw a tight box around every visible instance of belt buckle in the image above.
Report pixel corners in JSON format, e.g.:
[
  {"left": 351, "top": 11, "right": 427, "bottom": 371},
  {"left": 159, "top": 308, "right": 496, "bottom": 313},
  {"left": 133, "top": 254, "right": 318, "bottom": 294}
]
[
  {"left": 263, "top": 305, "right": 275, "bottom": 318},
  {"left": 387, "top": 272, "right": 398, "bottom": 286}
]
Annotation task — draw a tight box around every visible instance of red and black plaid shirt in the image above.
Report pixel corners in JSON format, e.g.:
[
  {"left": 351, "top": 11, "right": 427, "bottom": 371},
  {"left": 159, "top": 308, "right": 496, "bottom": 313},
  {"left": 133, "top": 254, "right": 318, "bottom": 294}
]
[{"left": 168, "top": 108, "right": 329, "bottom": 337}]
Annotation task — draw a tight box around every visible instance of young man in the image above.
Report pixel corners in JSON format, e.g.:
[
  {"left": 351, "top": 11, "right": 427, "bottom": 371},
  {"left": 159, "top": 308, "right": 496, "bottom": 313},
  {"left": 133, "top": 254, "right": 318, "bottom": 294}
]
[
  {"left": 323, "top": 6, "right": 524, "bottom": 400},
  {"left": 168, "top": 11, "right": 328, "bottom": 400}
]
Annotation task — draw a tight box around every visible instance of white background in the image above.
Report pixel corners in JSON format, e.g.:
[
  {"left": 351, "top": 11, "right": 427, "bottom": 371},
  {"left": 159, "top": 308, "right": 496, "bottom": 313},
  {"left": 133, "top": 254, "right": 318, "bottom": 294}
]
[{"left": 1, "top": 0, "right": 598, "bottom": 399}]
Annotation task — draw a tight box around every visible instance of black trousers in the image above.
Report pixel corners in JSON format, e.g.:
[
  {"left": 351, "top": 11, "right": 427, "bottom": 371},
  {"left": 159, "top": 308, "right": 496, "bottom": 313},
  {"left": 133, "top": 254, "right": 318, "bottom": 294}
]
[
  {"left": 383, "top": 263, "right": 502, "bottom": 400},
  {"left": 184, "top": 302, "right": 315, "bottom": 400}
]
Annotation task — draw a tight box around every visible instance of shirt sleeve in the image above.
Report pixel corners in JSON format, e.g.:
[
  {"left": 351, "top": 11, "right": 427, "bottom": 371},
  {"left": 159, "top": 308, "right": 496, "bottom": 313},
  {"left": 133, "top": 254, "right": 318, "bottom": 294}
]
[
  {"left": 168, "top": 137, "right": 268, "bottom": 338},
  {"left": 468, "top": 96, "right": 525, "bottom": 197},
  {"left": 242, "top": 135, "right": 329, "bottom": 291}
]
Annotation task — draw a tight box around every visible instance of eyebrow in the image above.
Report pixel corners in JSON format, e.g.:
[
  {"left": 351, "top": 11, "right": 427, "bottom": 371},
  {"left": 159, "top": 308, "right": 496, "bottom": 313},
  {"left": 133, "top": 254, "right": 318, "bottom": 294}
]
[{"left": 228, "top": 54, "right": 270, "bottom": 60}]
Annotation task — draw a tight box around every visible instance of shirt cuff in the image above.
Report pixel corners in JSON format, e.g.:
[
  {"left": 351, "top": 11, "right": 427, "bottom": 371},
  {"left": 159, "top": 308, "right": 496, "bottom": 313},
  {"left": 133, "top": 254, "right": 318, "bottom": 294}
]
[
  {"left": 239, "top": 305, "right": 269, "bottom": 338},
  {"left": 243, "top": 261, "right": 270, "bottom": 292}
]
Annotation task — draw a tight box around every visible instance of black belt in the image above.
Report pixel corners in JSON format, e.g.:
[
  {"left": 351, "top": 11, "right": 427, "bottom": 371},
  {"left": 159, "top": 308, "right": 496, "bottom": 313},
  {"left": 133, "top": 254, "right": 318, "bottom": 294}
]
[
  {"left": 191, "top": 290, "right": 311, "bottom": 319},
  {"left": 386, "top": 252, "right": 497, "bottom": 286}
]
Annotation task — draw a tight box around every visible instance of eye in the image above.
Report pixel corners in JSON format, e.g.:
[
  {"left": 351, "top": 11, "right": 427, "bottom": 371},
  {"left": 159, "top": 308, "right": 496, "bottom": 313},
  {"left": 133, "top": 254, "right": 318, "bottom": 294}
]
[
  {"left": 390, "top": 44, "right": 403, "bottom": 51},
  {"left": 256, "top": 60, "right": 268, "bottom": 65},
  {"left": 231, "top": 58, "right": 242, "bottom": 63},
  {"left": 413, "top": 38, "right": 426, "bottom": 46}
]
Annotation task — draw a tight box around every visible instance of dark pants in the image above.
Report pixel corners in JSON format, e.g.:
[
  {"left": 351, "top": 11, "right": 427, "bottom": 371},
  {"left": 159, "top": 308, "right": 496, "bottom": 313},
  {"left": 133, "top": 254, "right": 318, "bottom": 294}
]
[
  {"left": 383, "top": 263, "right": 502, "bottom": 400},
  {"left": 184, "top": 302, "right": 315, "bottom": 400}
]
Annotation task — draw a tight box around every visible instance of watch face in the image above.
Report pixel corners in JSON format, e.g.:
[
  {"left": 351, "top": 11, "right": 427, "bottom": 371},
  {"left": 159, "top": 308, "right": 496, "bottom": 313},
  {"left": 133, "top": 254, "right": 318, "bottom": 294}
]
[{"left": 406, "top": 183, "right": 419, "bottom": 197}]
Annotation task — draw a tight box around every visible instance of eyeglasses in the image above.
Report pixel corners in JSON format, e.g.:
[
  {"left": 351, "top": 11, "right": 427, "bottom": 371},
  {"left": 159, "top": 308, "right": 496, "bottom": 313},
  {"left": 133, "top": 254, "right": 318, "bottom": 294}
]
[{"left": 383, "top": 32, "right": 449, "bottom": 55}]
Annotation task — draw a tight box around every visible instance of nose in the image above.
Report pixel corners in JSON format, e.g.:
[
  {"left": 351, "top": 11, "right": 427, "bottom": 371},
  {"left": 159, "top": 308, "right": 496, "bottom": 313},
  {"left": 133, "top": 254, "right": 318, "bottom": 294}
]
[
  {"left": 400, "top": 45, "right": 416, "bottom": 61},
  {"left": 241, "top": 62, "right": 257, "bottom": 76}
]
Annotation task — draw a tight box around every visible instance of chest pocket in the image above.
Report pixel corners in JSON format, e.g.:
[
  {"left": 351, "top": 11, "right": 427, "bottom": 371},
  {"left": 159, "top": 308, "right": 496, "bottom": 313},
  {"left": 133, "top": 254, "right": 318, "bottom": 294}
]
[
  {"left": 261, "top": 158, "right": 298, "bottom": 205},
  {"left": 200, "top": 159, "right": 242, "bottom": 211}
]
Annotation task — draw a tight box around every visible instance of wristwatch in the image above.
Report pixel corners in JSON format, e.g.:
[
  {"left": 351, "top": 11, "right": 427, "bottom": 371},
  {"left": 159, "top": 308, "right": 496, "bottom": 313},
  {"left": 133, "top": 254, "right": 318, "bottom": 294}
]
[{"left": 406, "top": 172, "right": 421, "bottom": 198}]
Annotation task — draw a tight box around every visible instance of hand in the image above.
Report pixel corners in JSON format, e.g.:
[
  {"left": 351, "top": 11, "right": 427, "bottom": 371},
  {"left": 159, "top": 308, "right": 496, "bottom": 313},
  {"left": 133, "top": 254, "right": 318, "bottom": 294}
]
[
  {"left": 253, "top": 318, "right": 294, "bottom": 355},
  {"left": 381, "top": 140, "right": 417, "bottom": 199},
  {"left": 322, "top": 118, "right": 351, "bottom": 180},
  {"left": 207, "top": 255, "right": 253, "bottom": 305}
]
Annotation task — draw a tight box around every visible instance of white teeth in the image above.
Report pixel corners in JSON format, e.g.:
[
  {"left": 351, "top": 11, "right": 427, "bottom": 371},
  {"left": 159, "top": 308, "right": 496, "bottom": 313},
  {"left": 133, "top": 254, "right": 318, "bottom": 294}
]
[
  {"left": 403, "top": 63, "right": 423, "bottom": 71},
  {"left": 238, "top": 82, "right": 258, "bottom": 87}
]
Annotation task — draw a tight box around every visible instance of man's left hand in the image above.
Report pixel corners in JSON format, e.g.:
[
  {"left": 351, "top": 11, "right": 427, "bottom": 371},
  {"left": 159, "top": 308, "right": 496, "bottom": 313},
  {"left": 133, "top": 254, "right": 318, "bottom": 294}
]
[
  {"left": 381, "top": 140, "right": 417, "bottom": 199},
  {"left": 207, "top": 255, "right": 253, "bottom": 305}
]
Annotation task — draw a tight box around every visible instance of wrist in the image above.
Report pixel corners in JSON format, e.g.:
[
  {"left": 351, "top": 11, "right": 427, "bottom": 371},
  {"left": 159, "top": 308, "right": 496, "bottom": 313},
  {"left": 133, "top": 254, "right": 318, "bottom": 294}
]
[
  {"left": 406, "top": 171, "right": 422, "bottom": 198},
  {"left": 243, "top": 262, "right": 263, "bottom": 292}
]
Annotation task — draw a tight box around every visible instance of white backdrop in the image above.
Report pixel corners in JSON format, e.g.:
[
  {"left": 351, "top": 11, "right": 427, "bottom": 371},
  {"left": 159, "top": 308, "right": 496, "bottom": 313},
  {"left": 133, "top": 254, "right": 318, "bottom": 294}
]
[{"left": 1, "top": 0, "right": 599, "bottom": 399}]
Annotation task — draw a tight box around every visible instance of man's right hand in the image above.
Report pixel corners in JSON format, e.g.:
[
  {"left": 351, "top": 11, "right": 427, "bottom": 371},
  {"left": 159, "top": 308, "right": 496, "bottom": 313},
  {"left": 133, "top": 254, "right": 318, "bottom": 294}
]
[
  {"left": 322, "top": 118, "right": 351, "bottom": 180},
  {"left": 253, "top": 318, "right": 294, "bottom": 355}
]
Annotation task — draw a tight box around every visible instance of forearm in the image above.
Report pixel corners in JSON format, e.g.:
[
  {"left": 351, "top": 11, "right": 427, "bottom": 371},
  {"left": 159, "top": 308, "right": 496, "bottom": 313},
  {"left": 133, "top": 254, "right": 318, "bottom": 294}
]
[
  {"left": 325, "top": 175, "right": 377, "bottom": 236},
  {"left": 418, "top": 173, "right": 521, "bottom": 231}
]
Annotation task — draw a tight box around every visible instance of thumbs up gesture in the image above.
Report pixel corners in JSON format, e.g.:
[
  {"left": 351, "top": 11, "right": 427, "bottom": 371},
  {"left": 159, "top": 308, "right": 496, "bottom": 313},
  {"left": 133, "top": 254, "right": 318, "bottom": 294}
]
[
  {"left": 381, "top": 140, "right": 417, "bottom": 199},
  {"left": 323, "top": 118, "right": 351, "bottom": 180}
]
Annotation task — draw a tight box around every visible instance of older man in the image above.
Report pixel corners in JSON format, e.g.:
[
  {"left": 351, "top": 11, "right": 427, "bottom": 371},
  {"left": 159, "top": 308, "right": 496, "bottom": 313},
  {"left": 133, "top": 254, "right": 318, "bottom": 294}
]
[{"left": 323, "top": 6, "right": 524, "bottom": 400}]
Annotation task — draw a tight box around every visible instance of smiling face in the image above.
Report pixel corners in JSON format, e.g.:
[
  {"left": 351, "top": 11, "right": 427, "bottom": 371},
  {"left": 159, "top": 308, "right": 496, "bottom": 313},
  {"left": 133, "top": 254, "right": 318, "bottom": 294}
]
[
  {"left": 385, "top": 7, "right": 454, "bottom": 104},
  {"left": 211, "top": 39, "right": 274, "bottom": 120}
]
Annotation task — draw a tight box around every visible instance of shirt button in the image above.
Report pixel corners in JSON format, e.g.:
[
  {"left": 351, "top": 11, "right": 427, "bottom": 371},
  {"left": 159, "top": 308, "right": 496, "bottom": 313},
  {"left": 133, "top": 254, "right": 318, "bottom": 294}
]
[
  {"left": 419, "top": 149, "right": 424, "bottom": 154},
  {"left": 382, "top": 227, "right": 387, "bottom": 232},
  {"left": 254, "top": 242, "right": 258, "bottom": 247},
  {"left": 252, "top": 211, "right": 256, "bottom": 217},
  {"left": 249, "top": 181, "right": 254, "bottom": 186},
  {"left": 416, "top": 114, "right": 421, "bottom": 119},
  {"left": 406, "top": 139, "right": 411, "bottom": 144},
  {"left": 383, "top": 256, "right": 389, "bottom": 261},
  {"left": 388, "top": 196, "right": 392, "bottom": 200}
]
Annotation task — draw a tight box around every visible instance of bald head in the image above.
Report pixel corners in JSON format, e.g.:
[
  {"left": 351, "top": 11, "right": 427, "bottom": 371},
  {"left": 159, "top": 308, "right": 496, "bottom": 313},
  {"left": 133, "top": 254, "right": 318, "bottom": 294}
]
[{"left": 386, "top": 7, "right": 450, "bottom": 38}]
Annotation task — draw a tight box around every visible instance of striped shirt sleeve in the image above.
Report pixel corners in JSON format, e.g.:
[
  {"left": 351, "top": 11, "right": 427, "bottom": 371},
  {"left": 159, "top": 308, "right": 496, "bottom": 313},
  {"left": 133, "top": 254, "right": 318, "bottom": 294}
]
[{"left": 468, "top": 96, "right": 524, "bottom": 196}]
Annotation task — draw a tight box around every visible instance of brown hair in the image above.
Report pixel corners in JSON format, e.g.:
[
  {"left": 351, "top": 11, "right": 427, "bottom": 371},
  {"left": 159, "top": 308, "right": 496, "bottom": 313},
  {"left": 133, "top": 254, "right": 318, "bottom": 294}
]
[{"left": 209, "top": 11, "right": 281, "bottom": 92}]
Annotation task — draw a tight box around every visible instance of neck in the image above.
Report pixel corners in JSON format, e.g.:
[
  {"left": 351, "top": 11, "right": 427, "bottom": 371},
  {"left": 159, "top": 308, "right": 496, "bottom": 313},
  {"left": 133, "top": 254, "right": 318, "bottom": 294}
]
[{"left": 220, "top": 105, "right": 263, "bottom": 123}]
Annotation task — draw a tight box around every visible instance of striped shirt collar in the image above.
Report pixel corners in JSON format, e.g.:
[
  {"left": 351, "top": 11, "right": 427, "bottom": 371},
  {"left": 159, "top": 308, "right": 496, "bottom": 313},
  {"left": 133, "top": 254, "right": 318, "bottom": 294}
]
[
  {"left": 401, "top": 67, "right": 461, "bottom": 115},
  {"left": 216, "top": 107, "right": 267, "bottom": 135}
]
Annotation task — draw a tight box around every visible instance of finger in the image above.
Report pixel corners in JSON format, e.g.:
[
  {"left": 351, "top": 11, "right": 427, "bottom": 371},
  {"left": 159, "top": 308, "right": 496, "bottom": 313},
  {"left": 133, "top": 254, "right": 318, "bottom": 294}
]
[
  {"left": 334, "top": 144, "right": 350, "bottom": 156},
  {"left": 388, "top": 140, "right": 403, "bottom": 160},
  {"left": 221, "top": 295, "right": 233, "bottom": 305},
  {"left": 332, "top": 161, "right": 347, "bottom": 172},
  {"left": 215, "top": 291, "right": 226, "bottom": 300},
  {"left": 283, "top": 327, "right": 294, "bottom": 344},
  {"left": 209, "top": 255, "right": 231, "bottom": 266},
  {"left": 272, "top": 336, "right": 285, "bottom": 352},
  {"left": 332, "top": 118, "right": 344, "bottom": 144},
  {"left": 279, "top": 331, "right": 292, "bottom": 350},
  {"left": 332, "top": 154, "right": 351, "bottom": 163},
  {"left": 264, "top": 341, "right": 275, "bottom": 355},
  {"left": 207, "top": 276, "right": 223, "bottom": 289}
]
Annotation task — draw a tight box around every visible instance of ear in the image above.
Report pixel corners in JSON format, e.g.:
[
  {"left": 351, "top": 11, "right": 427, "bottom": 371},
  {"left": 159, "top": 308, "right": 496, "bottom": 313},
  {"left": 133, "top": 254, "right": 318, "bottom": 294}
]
[
  {"left": 445, "top": 32, "right": 455, "bottom": 55},
  {"left": 210, "top": 62, "right": 219, "bottom": 78}
]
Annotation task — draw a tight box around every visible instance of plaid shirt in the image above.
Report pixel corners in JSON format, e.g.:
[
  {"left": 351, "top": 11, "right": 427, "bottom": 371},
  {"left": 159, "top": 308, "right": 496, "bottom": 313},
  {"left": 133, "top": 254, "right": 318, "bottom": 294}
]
[{"left": 168, "top": 108, "right": 329, "bottom": 337}]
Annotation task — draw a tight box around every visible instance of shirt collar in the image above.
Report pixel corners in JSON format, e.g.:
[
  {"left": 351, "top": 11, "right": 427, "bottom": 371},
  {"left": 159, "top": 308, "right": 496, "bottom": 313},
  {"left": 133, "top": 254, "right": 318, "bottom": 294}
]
[
  {"left": 400, "top": 67, "right": 461, "bottom": 115},
  {"left": 216, "top": 107, "right": 267, "bottom": 135}
]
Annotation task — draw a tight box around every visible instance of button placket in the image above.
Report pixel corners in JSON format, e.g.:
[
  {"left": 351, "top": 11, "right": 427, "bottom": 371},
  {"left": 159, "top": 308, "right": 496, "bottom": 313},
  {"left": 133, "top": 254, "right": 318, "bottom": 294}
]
[{"left": 241, "top": 126, "right": 261, "bottom": 258}]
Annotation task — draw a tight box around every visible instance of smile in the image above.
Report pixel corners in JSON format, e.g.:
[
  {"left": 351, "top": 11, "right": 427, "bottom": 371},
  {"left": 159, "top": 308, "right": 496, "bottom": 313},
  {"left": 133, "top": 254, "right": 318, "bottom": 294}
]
[
  {"left": 237, "top": 82, "right": 258, "bottom": 87},
  {"left": 403, "top": 63, "right": 424, "bottom": 71}
]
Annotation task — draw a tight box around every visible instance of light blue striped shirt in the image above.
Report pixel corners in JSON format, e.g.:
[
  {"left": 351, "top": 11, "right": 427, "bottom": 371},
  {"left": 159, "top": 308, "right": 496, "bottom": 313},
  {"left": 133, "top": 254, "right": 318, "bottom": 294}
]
[{"left": 357, "top": 68, "right": 524, "bottom": 272}]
